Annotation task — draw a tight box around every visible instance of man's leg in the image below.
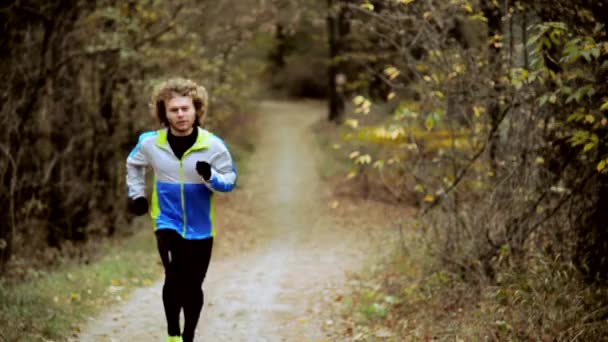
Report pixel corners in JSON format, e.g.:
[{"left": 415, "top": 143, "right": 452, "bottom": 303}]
[
  {"left": 181, "top": 237, "right": 213, "bottom": 342},
  {"left": 156, "top": 229, "right": 184, "bottom": 338}
]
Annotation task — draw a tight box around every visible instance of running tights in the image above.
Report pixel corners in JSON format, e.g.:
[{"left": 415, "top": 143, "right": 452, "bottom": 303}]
[{"left": 155, "top": 229, "right": 213, "bottom": 342}]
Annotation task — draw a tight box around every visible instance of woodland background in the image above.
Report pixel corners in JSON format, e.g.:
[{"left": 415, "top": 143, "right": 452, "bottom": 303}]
[{"left": 2, "top": 0, "right": 608, "bottom": 339}]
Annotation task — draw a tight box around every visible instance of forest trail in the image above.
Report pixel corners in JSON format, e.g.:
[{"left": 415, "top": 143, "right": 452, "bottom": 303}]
[{"left": 76, "top": 100, "right": 402, "bottom": 342}]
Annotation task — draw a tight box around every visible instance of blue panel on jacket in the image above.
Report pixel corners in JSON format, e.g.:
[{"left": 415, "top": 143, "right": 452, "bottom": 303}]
[
  {"left": 184, "top": 183, "right": 213, "bottom": 237},
  {"left": 156, "top": 182, "right": 183, "bottom": 230}
]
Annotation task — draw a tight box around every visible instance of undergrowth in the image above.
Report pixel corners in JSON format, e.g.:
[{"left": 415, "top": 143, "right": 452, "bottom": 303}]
[
  {"left": 0, "top": 218, "right": 163, "bottom": 341},
  {"left": 315, "top": 104, "right": 608, "bottom": 341},
  {"left": 334, "top": 226, "right": 608, "bottom": 341}
]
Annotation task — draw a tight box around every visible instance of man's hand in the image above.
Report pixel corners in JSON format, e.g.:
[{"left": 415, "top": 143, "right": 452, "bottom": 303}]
[
  {"left": 128, "top": 197, "right": 149, "bottom": 216},
  {"left": 196, "top": 161, "right": 212, "bottom": 181}
]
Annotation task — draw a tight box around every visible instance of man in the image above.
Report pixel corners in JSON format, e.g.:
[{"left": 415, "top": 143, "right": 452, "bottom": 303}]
[{"left": 126, "top": 78, "right": 237, "bottom": 342}]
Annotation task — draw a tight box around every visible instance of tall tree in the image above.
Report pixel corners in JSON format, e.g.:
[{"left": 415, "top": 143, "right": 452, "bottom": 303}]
[{"left": 327, "top": 0, "right": 350, "bottom": 122}]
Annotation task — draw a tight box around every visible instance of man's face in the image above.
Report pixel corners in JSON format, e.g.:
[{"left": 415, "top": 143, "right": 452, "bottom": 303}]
[{"left": 165, "top": 95, "right": 197, "bottom": 136}]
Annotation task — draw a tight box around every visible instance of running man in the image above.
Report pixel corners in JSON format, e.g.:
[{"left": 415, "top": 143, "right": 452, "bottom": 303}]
[{"left": 126, "top": 78, "right": 237, "bottom": 342}]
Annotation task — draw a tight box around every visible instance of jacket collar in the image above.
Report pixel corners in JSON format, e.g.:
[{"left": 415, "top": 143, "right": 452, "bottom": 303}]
[{"left": 155, "top": 127, "right": 211, "bottom": 151}]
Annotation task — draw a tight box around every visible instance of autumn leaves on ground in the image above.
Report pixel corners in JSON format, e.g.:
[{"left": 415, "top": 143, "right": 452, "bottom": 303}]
[{"left": 73, "top": 100, "right": 405, "bottom": 341}]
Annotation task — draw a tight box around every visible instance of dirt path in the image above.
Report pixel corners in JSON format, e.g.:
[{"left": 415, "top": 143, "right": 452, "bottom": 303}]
[{"left": 76, "top": 100, "right": 401, "bottom": 342}]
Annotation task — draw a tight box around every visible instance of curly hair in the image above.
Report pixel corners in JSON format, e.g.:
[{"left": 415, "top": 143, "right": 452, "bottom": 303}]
[{"left": 151, "top": 78, "right": 209, "bottom": 127}]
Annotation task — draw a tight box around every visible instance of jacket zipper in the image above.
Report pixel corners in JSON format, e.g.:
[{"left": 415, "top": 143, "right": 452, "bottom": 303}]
[
  {"left": 179, "top": 160, "right": 187, "bottom": 237},
  {"left": 179, "top": 144, "right": 199, "bottom": 238}
]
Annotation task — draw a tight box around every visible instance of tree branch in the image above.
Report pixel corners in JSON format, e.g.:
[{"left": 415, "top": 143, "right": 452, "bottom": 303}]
[{"left": 421, "top": 101, "right": 513, "bottom": 216}]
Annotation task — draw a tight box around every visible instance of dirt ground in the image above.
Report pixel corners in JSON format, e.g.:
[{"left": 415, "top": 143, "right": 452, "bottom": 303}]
[{"left": 75, "top": 100, "right": 404, "bottom": 342}]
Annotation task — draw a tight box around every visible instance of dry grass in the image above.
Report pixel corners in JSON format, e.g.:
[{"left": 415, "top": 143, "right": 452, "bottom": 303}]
[
  {"left": 322, "top": 218, "right": 608, "bottom": 341},
  {"left": 0, "top": 221, "right": 162, "bottom": 341}
]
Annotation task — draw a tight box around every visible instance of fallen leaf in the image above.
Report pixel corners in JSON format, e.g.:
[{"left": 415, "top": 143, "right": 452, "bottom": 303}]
[{"left": 375, "top": 327, "right": 394, "bottom": 337}]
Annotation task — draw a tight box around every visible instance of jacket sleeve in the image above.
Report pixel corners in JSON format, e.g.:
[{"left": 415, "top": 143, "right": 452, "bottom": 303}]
[
  {"left": 126, "top": 135, "right": 150, "bottom": 198},
  {"left": 206, "top": 146, "right": 237, "bottom": 193}
]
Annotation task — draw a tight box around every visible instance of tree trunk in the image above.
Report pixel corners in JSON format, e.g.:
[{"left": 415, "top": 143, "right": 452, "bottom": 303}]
[
  {"left": 576, "top": 176, "right": 608, "bottom": 282},
  {"left": 482, "top": 0, "right": 505, "bottom": 172},
  {"left": 327, "top": 0, "right": 345, "bottom": 122},
  {"left": 270, "top": 23, "right": 287, "bottom": 69},
  {"left": 97, "top": 46, "right": 120, "bottom": 236},
  {"left": 574, "top": 1, "right": 608, "bottom": 283},
  {"left": 46, "top": 2, "right": 88, "bottom": 245}
]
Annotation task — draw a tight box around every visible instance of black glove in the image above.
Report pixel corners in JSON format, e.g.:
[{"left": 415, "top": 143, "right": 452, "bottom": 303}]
[
  {"left": 128, "top": 197, "right": 149, "bottom": 216},
  {"left": 196, "top": 161, "right": 212, "bottom": 181}
]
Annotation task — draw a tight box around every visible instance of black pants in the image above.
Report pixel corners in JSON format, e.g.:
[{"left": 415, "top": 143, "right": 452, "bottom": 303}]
[{"left": 155, "top": 229, "right": 213, "bottom": 342}]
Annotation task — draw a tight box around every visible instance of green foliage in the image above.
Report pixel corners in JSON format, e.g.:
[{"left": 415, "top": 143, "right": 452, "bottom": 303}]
[{"left": 528, "top": 16, "right": 608, "bottom": 178}]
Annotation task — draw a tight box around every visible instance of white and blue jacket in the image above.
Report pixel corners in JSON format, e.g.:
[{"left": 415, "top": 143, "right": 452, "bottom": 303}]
[{"left": 126, "top": 127, "right": 237, "bottom": 240}]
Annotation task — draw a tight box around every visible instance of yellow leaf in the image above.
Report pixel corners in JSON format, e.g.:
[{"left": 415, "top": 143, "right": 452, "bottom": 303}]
[
  {"left": 423, "top": 75, "right": 432, "bottom": 82},
  {"left": 349, "top": 151, "right": 360, "bottom": 159},
  {"left": 431, "top": 91, "right": 444, "bottom": 99},
  {"left": 355, "top": 154, "right": 372, "bottom": 165},
  {"left": 383, "top": 66, "right": 400, "bottom": 80},
  {"left": 354, "top": 97, "right": 372, "bottom": 114},
  {"left": 373, "top": 160, "right": 385, "bottom": 169},
  {"left": 353, "top": 95, "right": 365, "bottom": 105},
  {"left": 598, "top": 160, "right": 606, "bottom": 172},
  {"left": 584, "top": 115, "right": 595, "bottom": 124},
  {"left": 474, "top": 123, "right": 484, "bottom": 133},
  {"left": 361, "top": 2, "right": 374, "bottom": 11},
  {"left": 469, "top": 12, "right": 488, "bottom": 22},
  {"left": 430, "top": 49, "right": 443, "bottom": 58},
  {"left": 344, "top": 119, "right": 359, "bottom": 129},
  {"left": 423, "top": 194, "right": 434, "bottom": 202},
  {"left": 346, "top": 171, "right": 357, "bottom": 180},
  {"left": 415, "top": 63, "right": 429, "bottom": 72},
  {"left": 332, "top": 143, "right": 341, "bottom": 149},
  {"left": 535, "top": 157, "right": 545, "bottom": 164},
  {"left": 549, "top": 94, "right": 557, "bottom": 104},
  {"left": 473, "top": 105, "right": 485, "bottom": 117},
  {"left": 387, "top": 92, "right": 396, "bottom": 100},
  {"left": 423, "top": 11, "right": 431, "bottom": 19},
  {"left": 461, "top": 3, "right": 473, "bottom": 12},
  {"left": 425, "top": 115, "right": 435, "bottom": 131},
  {"left": 414, "top": 184, "right": 424, "bottom": 192},
  {"left": 406, "top": 143, "right": 417, "bottom": 151}
]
